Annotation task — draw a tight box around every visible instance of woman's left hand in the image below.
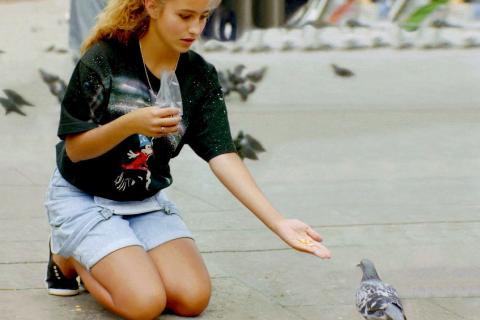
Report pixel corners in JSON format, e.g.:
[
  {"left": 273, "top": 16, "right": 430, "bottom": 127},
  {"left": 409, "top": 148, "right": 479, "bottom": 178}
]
[{"left": 272, "top": 219, "right": 331, "bottom": 259}]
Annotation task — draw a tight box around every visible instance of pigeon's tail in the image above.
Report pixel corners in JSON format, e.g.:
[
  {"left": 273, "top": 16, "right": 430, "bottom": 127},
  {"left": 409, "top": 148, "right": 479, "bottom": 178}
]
[{"left": 385, "top": 304, "right": 406, "bottom": 320}]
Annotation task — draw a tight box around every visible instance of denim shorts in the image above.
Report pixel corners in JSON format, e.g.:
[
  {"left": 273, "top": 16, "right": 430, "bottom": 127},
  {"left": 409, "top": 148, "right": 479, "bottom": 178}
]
[{"left": 45, "top": 169, "right": 193, "bottom": 270}]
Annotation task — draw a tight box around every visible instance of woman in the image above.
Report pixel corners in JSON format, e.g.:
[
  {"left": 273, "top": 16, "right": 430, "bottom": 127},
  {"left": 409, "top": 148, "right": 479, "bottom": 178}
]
[{"left": 45, "top": 0, "right": 331, "bottom": 319}]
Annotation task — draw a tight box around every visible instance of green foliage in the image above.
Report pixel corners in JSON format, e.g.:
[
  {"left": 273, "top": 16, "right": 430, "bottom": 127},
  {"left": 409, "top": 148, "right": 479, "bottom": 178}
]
[{"left": 402, "top": 0, "right": 450, "bottom": 32}]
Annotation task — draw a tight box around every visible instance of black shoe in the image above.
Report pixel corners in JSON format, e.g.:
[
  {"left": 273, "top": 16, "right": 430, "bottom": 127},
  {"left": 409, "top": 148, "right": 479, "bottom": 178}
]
[{"left": 46, "top": 240, "right": 79, "bottom": 296}]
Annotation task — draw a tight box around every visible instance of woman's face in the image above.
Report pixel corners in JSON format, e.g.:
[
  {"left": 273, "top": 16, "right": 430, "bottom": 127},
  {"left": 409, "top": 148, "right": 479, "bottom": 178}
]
[{"left": 150, "top": 0, "right": 212, "bottom": 53}]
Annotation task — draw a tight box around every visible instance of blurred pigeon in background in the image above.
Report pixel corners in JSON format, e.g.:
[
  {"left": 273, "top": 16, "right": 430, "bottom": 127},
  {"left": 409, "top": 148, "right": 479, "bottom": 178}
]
[
  {"left": 3, "top": 89, "right": 34, "bottom": 107},
  {"left": 39, "top": 69, "right": 67, "bottom": 103},
  {"left": 245, "top": 66, "right": 267, "bottom": 83},
  {"left": 0, "top": 96, "right": 27, "bottom": 116},
  {"left": 233, "top": 130, "right": 266, "bottom": 160},
  {"left": 232, "top": 82, "right": 255, "bottom": 102},
  {"left": 356, "top": 259, "right": 407, "bottom": 320},
  {"left": 227, "top": 64, "right": 247, "bottom": 85},
  {"left": 345, "top": 18, "right": 370, "bottom": 29},
  {"left": 332, "top": 64, "right": 354, "bottom": 77},
  {"left": 219, "top": 65, "right": 266, "bottom": 102},
  {"left": 45, "top": 45, "right": 69, "bottom": 54},
  {"left": 39, "top": 68, "right": 61, "bottom": 83}
]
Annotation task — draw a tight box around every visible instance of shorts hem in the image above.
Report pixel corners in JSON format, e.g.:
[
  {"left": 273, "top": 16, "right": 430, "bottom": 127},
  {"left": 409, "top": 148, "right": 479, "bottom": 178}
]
[
  {"left": 79, "top": 239, "right": 143, "bottom": 271},
  {"left": 144, "top": 232, "right": 194, "bottom": 252}
]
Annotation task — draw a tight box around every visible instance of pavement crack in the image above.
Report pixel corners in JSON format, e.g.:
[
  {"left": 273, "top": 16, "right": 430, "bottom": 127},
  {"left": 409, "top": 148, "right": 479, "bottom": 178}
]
[
  {"left": 0, "top": 288, "right": 44, "bottom": 291},
  {"left": 0, "top": 261, "right": 45, "bottom": 265},
  {"left": 428, "top": 300, "right": 470, "bottom": 320},
  {"left": 171, "top": 187, "right": 229, "bottom": 210},
  {"left": 201, "top": 248, "right": 289, "bottom": 254},
  {"left": 190, "top": 219, "right": 480, "bottom": 232}
]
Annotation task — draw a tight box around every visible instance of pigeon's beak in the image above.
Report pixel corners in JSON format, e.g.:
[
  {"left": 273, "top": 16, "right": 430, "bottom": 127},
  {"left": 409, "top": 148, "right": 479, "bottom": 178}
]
[{"left": 356, "top": 263, "right": 361, "bottom": 267}]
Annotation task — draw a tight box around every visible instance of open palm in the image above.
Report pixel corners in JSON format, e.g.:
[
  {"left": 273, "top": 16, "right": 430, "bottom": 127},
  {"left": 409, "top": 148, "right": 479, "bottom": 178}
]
[{"left": 273, "top": 219, "right": 331, "bottom": 259}]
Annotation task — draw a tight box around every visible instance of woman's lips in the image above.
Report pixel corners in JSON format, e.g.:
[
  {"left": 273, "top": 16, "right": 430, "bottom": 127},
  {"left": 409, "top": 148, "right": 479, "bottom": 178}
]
[{"left": 181, "top": 38, "right": 195, "bottom": 44}]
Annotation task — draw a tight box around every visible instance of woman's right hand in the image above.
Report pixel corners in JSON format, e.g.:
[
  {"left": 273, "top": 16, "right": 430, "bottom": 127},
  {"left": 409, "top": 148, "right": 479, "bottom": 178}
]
[{"left": 126, "top": 106, "right": 181, "bottom": 137}]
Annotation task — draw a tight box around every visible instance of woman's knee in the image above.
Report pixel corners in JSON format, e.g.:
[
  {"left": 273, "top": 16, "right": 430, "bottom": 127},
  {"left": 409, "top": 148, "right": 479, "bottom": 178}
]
[
  {"left": 168, "top": 280, "right": 212, "bottom": 317},
  {"left": 118, "top": 288, "right": 167, "bottom": 320}
]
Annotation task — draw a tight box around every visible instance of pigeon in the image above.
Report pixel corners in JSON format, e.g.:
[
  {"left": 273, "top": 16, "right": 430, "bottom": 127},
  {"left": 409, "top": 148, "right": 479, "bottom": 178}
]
[
  {"left": 45, "top": 45, "right": 69, "bottom": 54},
  {"left": 464, "top": 36, "right": 480, "bottom": 49},
  {"left": 245, "top": 67, "right": 267, "bottom": 83},
  {"left": 0, "top": 97, "right": 27, "bottom": 116},
  {"left": 431, "top": 19, "right": 461, "bottom": 29},
  {"left": 39, "top": 69, "right": 67, "bottom": 103},
  {"left": 233, "top": 130, "right": 266, "bottom": 160},
  {"left": 345, "top": 19, "right": 370, "bottom": 29},
  {"left": 371, "top": 37, "right": 390, "bottom": 49},
  {"left": 331, "top": 64, "right": 354, "bottom": 77},
  {"left": 55, "top": 48, "right": 69, "bottom": 54},
  {"left": 356, "top": 259, "right": 407, "bottom": 320},
  {"left": 39, "top": 68, "right": 61, "bottom": 83},
  {"left": 219, "top": 65, "right": 265, "bottom": 102},
  {"left": 227, "top": 65, "right": 246, "bottom": 85},
  {"left": 232, "top": 82, "right": 255, "bottom": 102},
  {"left": 343, "top": 39, "right": 368, "bottom": 51},
  {"left": 3, "top": 89, "right": 34, "bottom": 107}
]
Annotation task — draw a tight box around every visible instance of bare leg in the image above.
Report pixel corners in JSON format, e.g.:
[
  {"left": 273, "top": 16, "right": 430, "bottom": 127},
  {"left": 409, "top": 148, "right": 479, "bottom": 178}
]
[
  {"left": 71, "top": 245, "right": 167, "bottom": 320},
  {"left": 148, "top": 238, "right": 212, "bottom": 317}
]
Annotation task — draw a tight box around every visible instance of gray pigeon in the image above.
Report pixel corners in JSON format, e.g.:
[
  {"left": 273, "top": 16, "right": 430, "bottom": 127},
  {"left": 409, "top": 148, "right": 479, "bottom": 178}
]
[
  {"left": 232, "top": 82, "right": 255, "bottom": 102},
  {"left": 3, "top": 89, "right": 34, "bottom": 107},
  {"left": 39, "top": 69, "right": 67, "bottom": 103},
  {"left": 0, "top": 97, "right": 27, "bottom": 116},
  {"left": 233, "top": 130, "right": 266, "bottom": 160},
  {"left": 245, "top": 66, "right": 267, "bottom": 83},
  {"left": 356, "top": 259, "right": 407, "bottom": 320},
  {"left": 332, "top": 64, "right": 354, "bottom": 77},
  {"left": 227, "top": 65, "right": 246, "bottom": 85},
  {"left": 39, "top": 69, "right": 60, "bottom": 83},
  {"left": 45, "top": 45, "right": 55, "bottom": 52},
  {"left": 345, "top": 19, "right": 370, "bottom": 29}
]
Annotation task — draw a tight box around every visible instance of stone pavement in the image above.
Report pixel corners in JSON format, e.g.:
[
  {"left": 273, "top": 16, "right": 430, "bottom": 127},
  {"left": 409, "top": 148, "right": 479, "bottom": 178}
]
[{"left": 1, "top": 1, "right": 480, "bottom": 319}]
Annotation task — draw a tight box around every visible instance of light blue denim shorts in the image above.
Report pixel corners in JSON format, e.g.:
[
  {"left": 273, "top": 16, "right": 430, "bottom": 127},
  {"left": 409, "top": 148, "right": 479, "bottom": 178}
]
[{"left": 45, "top": 169, "right": 193, "bottom": 270}]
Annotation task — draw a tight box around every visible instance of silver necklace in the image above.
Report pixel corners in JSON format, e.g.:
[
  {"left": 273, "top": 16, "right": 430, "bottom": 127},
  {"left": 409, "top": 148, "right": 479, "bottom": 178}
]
[
  {"left": 139, "top": 40, "right": 180, "bottom": 98},
  {"left": 139, "top": 40, "right": 156, "bottom": 97}
]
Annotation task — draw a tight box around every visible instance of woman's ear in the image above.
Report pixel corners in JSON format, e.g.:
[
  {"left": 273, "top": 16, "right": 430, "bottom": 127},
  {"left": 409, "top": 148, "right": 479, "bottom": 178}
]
[{"left": 144, "top": 0, "right": 161, "bottom": 19}]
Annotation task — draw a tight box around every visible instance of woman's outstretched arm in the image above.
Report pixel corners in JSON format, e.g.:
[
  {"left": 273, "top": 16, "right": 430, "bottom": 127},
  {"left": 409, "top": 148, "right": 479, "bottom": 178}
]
[{"left": 209, "top": 152, "right": 331, "bottom": 259}]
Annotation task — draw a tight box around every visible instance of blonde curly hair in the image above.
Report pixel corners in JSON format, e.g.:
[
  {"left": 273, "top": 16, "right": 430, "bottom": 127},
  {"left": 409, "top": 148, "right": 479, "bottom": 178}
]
[{"left": 81, "top": 0, "right": 221, "bottom": 54}]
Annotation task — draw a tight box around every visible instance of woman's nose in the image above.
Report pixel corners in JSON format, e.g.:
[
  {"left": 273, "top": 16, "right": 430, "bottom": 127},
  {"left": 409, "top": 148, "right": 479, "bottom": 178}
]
[{"left": 188, "top": 19, "right": 205, "bottom": 36}]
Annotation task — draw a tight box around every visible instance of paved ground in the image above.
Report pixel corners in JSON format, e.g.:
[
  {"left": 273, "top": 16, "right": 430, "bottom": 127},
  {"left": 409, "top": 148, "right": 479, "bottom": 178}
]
[{"left": 1, "top": 0, "right": 480, "bottom": 319}]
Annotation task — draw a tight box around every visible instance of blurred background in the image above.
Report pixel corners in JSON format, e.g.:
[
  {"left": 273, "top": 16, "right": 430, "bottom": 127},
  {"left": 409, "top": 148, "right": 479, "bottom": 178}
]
[{"left": 201, "top": 0, "right": 480, "bottom": 50}]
